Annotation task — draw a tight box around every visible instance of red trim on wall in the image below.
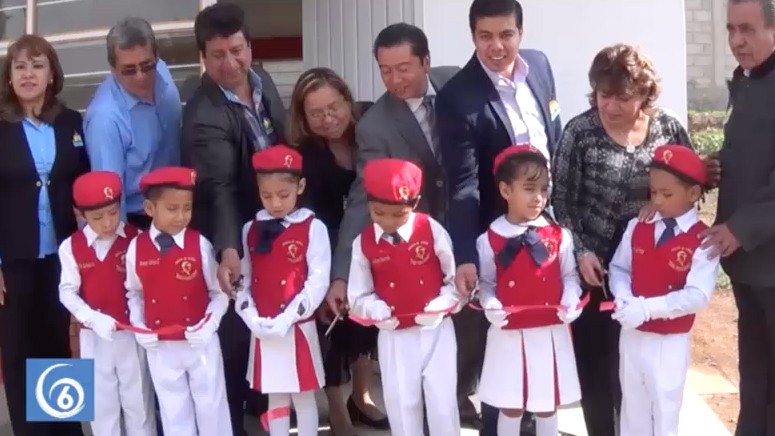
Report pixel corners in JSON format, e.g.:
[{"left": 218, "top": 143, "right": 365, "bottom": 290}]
[{"left": 250, "top": 36, "right": 303, "bottom": 61}]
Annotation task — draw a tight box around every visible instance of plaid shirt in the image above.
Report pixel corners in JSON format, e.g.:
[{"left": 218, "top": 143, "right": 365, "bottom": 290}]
[
  {"left": 219, "top": 70, "right": 276, "bottom": 150},
  {"left": 551, "top": 108, "right": 692, "bottom": 261}
]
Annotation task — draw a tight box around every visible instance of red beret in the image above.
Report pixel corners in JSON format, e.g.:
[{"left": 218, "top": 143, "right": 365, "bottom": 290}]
[
  {"left": 493, "top": 144, "right": 546, "bottom": 174},
  {"left": 139, "top": 167, "right": 197, "bottom": 193},
  {"left": 652, "top": 145, "right": 707, "bottom": 186},
  {"left": 252, "top": 145, "right": 303, "bottom": 173},
  {"left": 73, "top": 171, "right": 121, "bottom": 209},
  {"left": 363, "top": 158, "right": 423, "bottom": 203}
]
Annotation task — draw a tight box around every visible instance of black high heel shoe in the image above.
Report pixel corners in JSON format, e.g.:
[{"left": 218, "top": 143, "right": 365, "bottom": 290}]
[{"left": 347, "top": 396, "right": 390, "bottom": 430}]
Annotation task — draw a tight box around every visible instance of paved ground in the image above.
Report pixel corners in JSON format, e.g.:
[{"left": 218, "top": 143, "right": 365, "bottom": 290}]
[{"left": 0, "top": 367, "right": 732, "bottom": 435}]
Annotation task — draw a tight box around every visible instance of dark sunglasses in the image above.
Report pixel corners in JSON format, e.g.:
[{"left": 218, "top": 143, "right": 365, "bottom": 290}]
[{"left": 119, "top": 60, "right": 157, "bottom": 77}]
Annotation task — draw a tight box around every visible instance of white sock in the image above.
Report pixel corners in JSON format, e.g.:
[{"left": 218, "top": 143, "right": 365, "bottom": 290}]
[
  {"left": 291, "top": 391, "right": 319, "bottom": 436},
  {"left": 497, "top": 410, "right": 523, "bottom": 436},
  {"left": 536, "top": 414, "right": 559, "bottom": 436},
  {"left": 267, "top": 393, "right": 292, "bottom": 436}
]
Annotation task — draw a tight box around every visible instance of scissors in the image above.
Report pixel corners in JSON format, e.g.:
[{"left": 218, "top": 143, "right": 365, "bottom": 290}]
[{"left": 324, "top": 312, "right": 343, "bottom": 337}]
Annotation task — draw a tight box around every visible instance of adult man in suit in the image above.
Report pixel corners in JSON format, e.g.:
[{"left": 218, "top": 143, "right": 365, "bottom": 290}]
[
  {"left": 437, "top": 1, "right": 562, "bottom": 434},
  {"left": 180, "top": 4, "right": 286, "bottom": 436},
  {"left": 327, "top": 22, "right": 460, "bottom": 424},
  {"left": 703, "top": 1, "right": 775, "bottom": 435}
]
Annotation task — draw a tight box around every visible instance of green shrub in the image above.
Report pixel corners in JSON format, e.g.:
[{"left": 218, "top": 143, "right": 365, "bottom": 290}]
[{"left": 691, "top": 128, "right": 724, "bottom": 156}]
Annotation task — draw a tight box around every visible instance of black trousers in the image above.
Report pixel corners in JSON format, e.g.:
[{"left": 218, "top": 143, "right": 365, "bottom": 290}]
[
  {"left": 733, "top": 283, "right": 775, "bottom": 436},
  {"left": 0, "top": 256, "right": 84, "bottom": 436},
  {"left": 572, "top": 287, "right": 622, "bottom": 436}
]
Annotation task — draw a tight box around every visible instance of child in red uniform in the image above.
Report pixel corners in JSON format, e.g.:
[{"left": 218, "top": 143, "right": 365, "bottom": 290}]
[
  {"left": 234, "top": 145, "right": 330, "bottom": 436},
  {"left": 477, "top": 145, "right": 583, "bottom": 436},
  {"left": 59, "top": 171, "right": 156, "bottom": 436},
  {"left": 124, "top": 166, "right": 231, "bottom": 435},
  {"left": 347, "top": 158, "right": 463, "bottom": 436},
  {"left": 609, "top": 145, "right": 719, "bottom": 436}
]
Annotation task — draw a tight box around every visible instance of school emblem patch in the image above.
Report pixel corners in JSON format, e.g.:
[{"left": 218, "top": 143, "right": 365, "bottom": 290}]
[
  {"left": 284, "top": 240, "right": 304, "bottom": 263},
  {"left": 115, "top": 251, "right": 127, "bottom": 273},
  {"left": 668, "top": 247, "right": 692, "bottom": 272},
  {"left": 175, "top": 257, "right": 199, "bottom": 280},
  {"left": 409, "top": 241, "right": 430, "bottom": 265}
]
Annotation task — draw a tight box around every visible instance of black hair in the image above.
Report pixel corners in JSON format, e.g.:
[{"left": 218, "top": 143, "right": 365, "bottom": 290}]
[
  {"left": 77, "top": 199, "right": 120, "bottom": 214},
  {"left": 494, "top": 153, "right": 549, "bottom": 186},
  {"left": 469, "top": 0, "right": 524, "bottom": 33},
  {"left": 366, "top": 195, "right": 420, "bottom": 207},
  {"left": 372, "top": 23, "right": 430, "bottom": 61},
  {"left": 194, "top": 3, "right": 251, "bottom": 54},
  {"left": 143, "top": 185, "right": 194, "bottom": 202},
  {"left": 255, "top": 170, "right": 303, "bottom": 184}
]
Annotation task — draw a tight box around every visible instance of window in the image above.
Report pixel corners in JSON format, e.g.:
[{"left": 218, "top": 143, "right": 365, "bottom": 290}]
[
  {"left": 36, "top": 0, "right": 199, "bottom": 36},
  {"left": 0, "top": 0, "right": 26, "bottom": 41}
]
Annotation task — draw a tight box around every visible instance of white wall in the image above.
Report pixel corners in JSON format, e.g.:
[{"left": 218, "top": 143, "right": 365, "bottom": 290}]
[{"left": 422, "top": 0, "right": 688, "bottom": 127}]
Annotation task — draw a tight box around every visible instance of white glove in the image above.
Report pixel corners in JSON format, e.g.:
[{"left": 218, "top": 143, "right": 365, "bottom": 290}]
[
  {"left": 612, "top": 296, "right": 650, "bottom": 330},
  {"left": 483, "top": 297, "right": 508, "bottom": 328},
  {"left": 367, "top": 300, "right": 399, "bottom": 331},
  {"left": 415, "top": 294, "right": 459, "bottom": 328},
  {"left": 557, "top": 292, "right": 582, "bottom": 324},
  {"left": 85, "top": 311, "right": 117, "bottom": 341},
  {"left": 262, "top": 310, "right": 297, "bottom": 340},
  {"left": 134, "top": 324, "right": 159, "bottom": 350},
  {"left": 185, "top": 315, "right": 217, "bottom": 348}
]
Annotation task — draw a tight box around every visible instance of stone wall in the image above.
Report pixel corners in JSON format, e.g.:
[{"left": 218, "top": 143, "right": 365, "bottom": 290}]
[{"left": 685, "top": 0, "right": 737, "bottom": 110}]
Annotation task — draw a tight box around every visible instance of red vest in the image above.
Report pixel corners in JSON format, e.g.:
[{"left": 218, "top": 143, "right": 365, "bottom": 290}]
[
  {"left": 135, "top": 229, "right": 209, "bottom": 340},
  {"left": 631, "top": 220, "right": 707, "bottom": 334},
  {"left": 71, "top": 224, "right": 139, "bottom": 325},
  {"left": 248, "top": 217, "right": 312, "bottom": 319},
  {"left": 488, "top": 225, "right": 564, "bottom": 330},
  {"left": 360, "top": 214, "right": 444, "bottom": 329}
]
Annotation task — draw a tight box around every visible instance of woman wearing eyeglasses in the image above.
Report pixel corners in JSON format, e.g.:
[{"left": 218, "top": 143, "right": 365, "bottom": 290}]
[
  {"left": 83, "top": 17, "right": 182, "bottom": 231},
  {"left": 288, "top": 68, "right": 388, "bottom": 435},
  {"left": 0, "top": 34, "right": 88, "bottom": 436}
]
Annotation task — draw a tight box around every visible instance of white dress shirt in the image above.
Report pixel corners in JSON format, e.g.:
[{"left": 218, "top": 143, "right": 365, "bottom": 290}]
[
  {"left": 608, "top": 209, "right": 720, "bottom": 319},
  {"left": 404, "top": 77, "right": 438, "bottom": 156},
  {"left": 238, "top": 207, "right": 331, "bottom": 319},
  {"left": 125, "top": 225, "right": 228, "bottom": 328},
  {"left": 478, "top": 56, "right": 549, "bottom": 160},
  {"left": 476, "top": 215, "right": 582, "bottom": 306},
  {"left": 347, "top": 213, "right": 459, "bottom": 318},
  {"left": 59, "top": 222, "right": 129, "bottom": 322}
]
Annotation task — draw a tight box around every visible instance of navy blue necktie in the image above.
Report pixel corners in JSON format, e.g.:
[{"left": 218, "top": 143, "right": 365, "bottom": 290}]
[
  {"left": 387, "top": 232, "right": 402, "bottom": 246},
  {"left": 656, "top": 218, "right": 677, "bottom": 247},
  {"left": 254, "top": 219, "right": 286, "bottom": 254},
  {"left": 155, "top": 233, "right": 175, "bottom": 255},
  {"left": 496, "top": 227, "right": 550, "bottom": 268}
]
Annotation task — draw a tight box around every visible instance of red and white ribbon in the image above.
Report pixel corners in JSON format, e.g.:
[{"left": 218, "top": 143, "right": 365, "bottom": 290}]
[
  {"left": 348, "top": 305, "right": 458, "bottom": 327},
  {"left": 114, "top": 313, "right": 213, "bottom": 335}
]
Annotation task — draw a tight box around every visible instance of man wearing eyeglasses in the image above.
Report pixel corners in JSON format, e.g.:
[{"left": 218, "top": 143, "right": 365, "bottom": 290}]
[{"left": 84, "top": 17, "right": 182, "bottom": 230}]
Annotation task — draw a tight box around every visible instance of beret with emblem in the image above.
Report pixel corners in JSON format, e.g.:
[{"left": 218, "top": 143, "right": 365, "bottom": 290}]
[
  {"left": 139, "top": 166, "right": 197, "bottom": 194},
  {"left": 493, "top": 144, "right": 547, "bottom": 175},
  {"left": 73, "top": 171, "right": 122, "bottom": 210},
  {"left": 651, "top": 145, "right": 707, "bottom": 186},
  {"left": 363, "top": 158, "right": 423, "bottom": 204},
  {"left": 252, "top": 144, "right": 303, "bottom": 174}
]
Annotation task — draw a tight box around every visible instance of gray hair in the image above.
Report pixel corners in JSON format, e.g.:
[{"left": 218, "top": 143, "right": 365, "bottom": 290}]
[
  {"left": 106, "top": 17, "right": 158, "bottom": 67},
  {"left": 729, "top": 0, "right": 775, "bottom": 26}
]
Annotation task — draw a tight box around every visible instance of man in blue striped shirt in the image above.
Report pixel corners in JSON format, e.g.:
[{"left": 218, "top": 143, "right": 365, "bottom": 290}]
[{"left": 84, "top": 17, "right": 182, "bottom": 230}]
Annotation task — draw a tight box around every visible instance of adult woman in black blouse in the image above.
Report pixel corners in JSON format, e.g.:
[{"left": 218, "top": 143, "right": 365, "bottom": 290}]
[
  {"left": 0, "top": 35, "right": 88, "bottom": 436},
  {"left": 551, "top": 44, "right": 693, "bottom": 436},
  {"left": 289, "top": 68, "right": 387, "bottom": 435}
]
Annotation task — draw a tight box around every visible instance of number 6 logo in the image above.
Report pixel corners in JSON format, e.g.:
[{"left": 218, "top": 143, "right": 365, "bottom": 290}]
[{"left": 35, "top": 363, "right": 85, "bottom": 419}]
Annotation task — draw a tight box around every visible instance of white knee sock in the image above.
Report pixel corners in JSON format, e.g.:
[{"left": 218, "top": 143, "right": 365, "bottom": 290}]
[
  {"left": 497, "top": 411, "right": 523, "bottom": 436},
  {"left": 291, "top": 391, "right": 319, "bottom": 436},
  {"left": 536, "top": 414, "right": 558, "bottom": 436},
  {"left": 267, "top": 393, "right": 292, "bottom": 436}
]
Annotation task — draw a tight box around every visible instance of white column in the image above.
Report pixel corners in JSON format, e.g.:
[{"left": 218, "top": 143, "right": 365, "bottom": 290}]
[{"left": 302, "top": 0, "right": 419, "bottom": 101}]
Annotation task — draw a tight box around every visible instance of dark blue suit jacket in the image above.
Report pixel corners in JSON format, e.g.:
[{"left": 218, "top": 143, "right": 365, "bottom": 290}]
[{"left": 437, "top": 50, "right": 562, "bottom": 265}]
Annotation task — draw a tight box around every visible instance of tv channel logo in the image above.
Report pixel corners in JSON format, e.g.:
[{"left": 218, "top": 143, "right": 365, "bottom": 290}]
[{"left": 26, "top": 359, "right": 94, "bottom": 422}]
